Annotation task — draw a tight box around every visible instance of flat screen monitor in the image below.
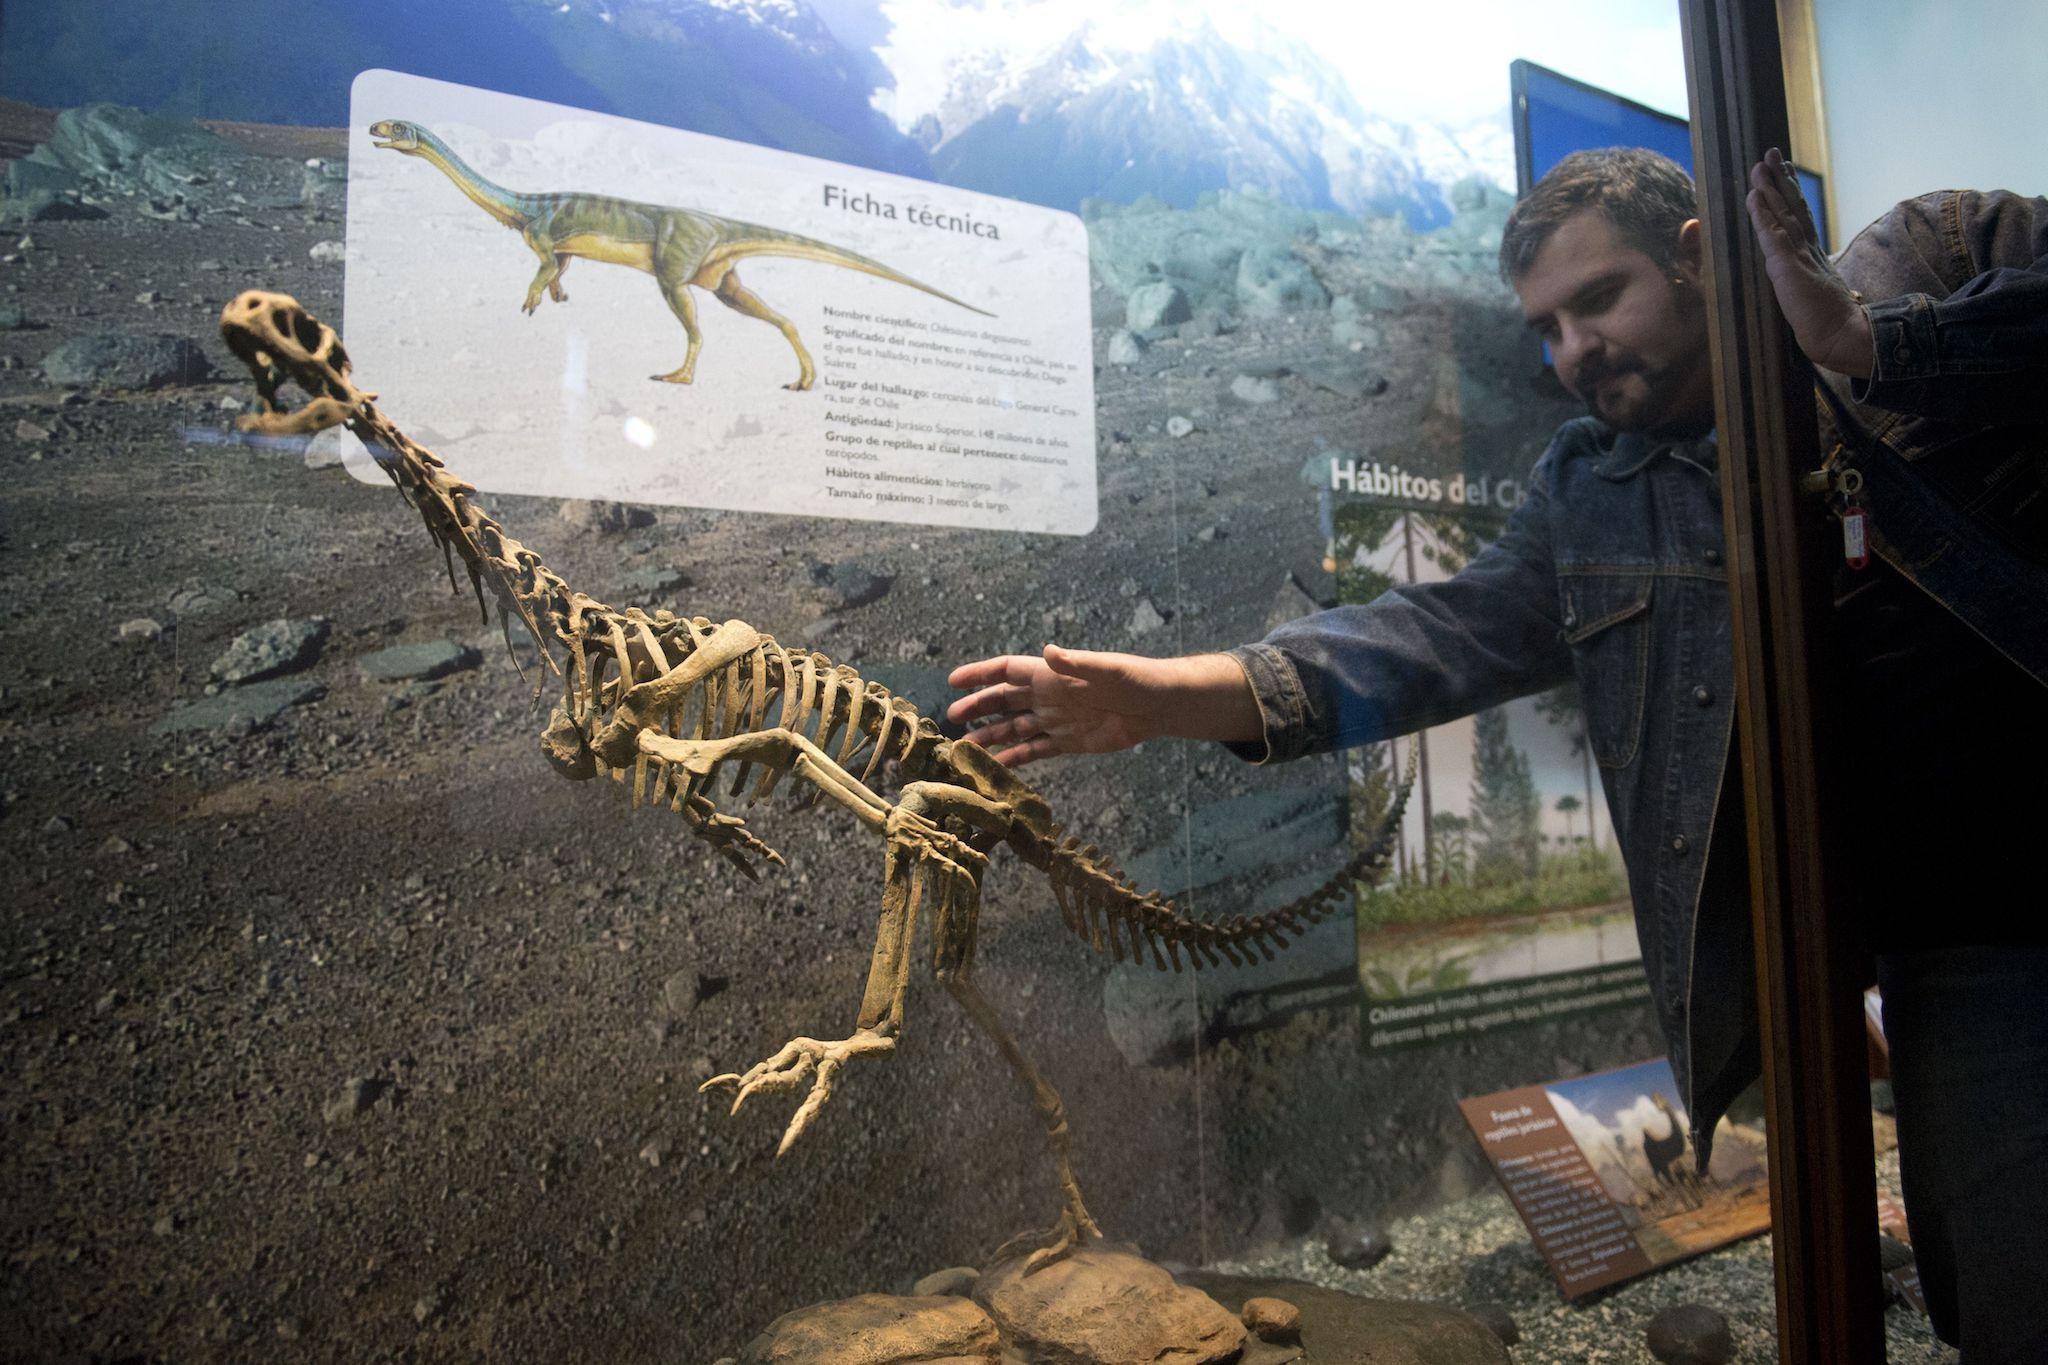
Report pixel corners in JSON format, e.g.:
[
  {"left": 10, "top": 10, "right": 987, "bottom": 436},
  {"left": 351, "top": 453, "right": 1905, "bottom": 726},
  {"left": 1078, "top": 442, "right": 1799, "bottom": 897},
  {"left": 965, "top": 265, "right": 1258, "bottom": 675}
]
[{"left": 1511, "top": 58, "right": 1829, "bottom": 250}]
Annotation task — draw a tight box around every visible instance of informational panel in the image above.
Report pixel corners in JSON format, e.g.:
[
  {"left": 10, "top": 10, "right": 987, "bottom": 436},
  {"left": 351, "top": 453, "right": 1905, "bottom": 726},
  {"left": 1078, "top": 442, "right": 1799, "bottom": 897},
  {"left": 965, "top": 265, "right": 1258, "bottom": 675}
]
[
  {"left": 343, "top": 69, "right": 1096, "bottom": 533},
  {"left": 1460, "top": 1059, "right": 1771, "bottom": 1298},
  {"left": 1320, "top": 459, "right": 1649, "bottom": 1050}
]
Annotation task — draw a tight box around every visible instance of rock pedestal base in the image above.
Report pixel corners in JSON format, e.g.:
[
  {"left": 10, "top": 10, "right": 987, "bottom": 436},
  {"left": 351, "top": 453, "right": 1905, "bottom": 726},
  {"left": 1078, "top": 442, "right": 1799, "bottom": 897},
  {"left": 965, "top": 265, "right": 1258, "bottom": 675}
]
[{"left": 729, "top": 1247, "right": 1510, "bottom": 1365}]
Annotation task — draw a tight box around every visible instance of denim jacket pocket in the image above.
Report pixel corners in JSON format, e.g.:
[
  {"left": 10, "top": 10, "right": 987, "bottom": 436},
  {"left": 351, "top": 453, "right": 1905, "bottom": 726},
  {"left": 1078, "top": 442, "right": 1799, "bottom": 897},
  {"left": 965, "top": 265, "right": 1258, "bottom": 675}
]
[{"left": 1559, "top": 572, "right": 1654, "bottom": 769}]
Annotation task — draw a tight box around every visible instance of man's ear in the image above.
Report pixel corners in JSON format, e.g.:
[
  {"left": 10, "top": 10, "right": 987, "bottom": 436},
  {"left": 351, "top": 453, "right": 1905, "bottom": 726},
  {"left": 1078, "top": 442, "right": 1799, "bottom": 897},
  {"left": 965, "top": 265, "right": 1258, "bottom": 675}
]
[{"left": 1674, "top": 218, "right": 1704, "bottom": 285}]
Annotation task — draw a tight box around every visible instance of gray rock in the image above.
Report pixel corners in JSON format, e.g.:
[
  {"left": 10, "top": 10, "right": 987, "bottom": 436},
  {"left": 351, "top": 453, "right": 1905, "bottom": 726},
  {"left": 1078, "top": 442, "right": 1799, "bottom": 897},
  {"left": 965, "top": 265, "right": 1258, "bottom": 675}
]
[
  {"left": 639, "top": 1136, "right": 673, "bottom": 1168},
  {"left": 151, "top": 678, "right": 326, "bottom": 735},
  {"left": 413, "top": 1287, "right": 446, "bottom": 1324},
  {"left": 41, "top": 103, "right": 261, "bottom": 212},
  {"left": 855, "top": 664, "right": 956, "bottom": 722},
  {"left": 1126, "top": 281, "right": 1193, "bottom": 331},
  {"left": 210, "top": 618, "right": 329, "bottom": 684},
  {"left": 1230, "top": 373, "right": 1282, "bottom": 405},
  {"left": 1166, "top": 415, "right": 1195, "bottom": 438},
  {"left": 4, "top": 154, "right": 90, "bottom": 198},
  {"left": 1177, "top": 311, "right": 1228, "bottom": 342},
  {"left": 1106, "top": 329, "right": 1148, "bottom": 366},
  {"left": 1451, "top": 175, "right": 1509, "bottom": 216},
  {"left": 617, "top": 564, "right": 688, "bottom": 604},
  {"left": 49, "top": 103, "right": 214, "bottom": 179},
  {"left": 557, "top": 499, "right": 655, "bottom": 534},
  {"left": 116, "top": 617, "right": 163, "bottom": 643},
  {"left": 1645, "top": 1303, "right": 1733, "bottom": 1365},
  {"left": 1183, "top": 1273, "right": 1509, "bottom": 1365},
  {"left": 41, "top": 333, "right": 212, "bottom": 389},
  {"left": 16, "top": 419, "right": 52, "bottom": 442},
  {"left": 1332, "top": 317, "right": 1383, "bottom": 349},
  {"left": 1358, "top": 280, "right": 1405, "bottom": 311},
  {"left": 167, "top": 585, "right": 236, "bottom": 619},
  {"left": 0, "top": 304, "right": 28, "bottom": 331},
  {"left": 1326, "top": 1223, "right": 1394, "bottom": 1270},
  {"left": 1127, "top": 598, "right": 1167, "bottom": 635},
  {"left": 1465, "top": 1302, "right": 1519, "bottom": 1346},
  {"left": 302, "top": 426, "right": 349, "bottom": 470},
  {"left": 0, "top": 190, "right": 109, "bottom": 222},
  {"left": 1235, "top": 247, "right": 1329, "bottom": 315},
  {"left": 359, "top": 641, "right": 480, "bottom": 684},
  {"left": 301, "top": 159, "right": 347, "bottom": 213},
  {"left": 322, "top": 1077, "right": 389, "bottom": 1123},
  {"left": 808, "top": 558, "right": 893, "bottom": 613},
  {"left": 308, "top": 239, "right": 346, "bottom": 265},
  {"left": 1298, "top": 362, "right": 1389, "bottom": 401},
  {"left": 1086, "top": 188, "right": 1329, "bottom": 311},
  {"left": 663, "top": 969, "right": 726, "bottom": 1015}
]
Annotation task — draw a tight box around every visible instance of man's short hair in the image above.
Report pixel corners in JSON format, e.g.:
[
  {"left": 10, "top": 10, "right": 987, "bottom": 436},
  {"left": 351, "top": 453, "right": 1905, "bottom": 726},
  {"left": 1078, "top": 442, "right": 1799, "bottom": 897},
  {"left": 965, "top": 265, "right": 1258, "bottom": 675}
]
[{"left": 1498, "top": 147, "right": 1698, "bottom": 284}]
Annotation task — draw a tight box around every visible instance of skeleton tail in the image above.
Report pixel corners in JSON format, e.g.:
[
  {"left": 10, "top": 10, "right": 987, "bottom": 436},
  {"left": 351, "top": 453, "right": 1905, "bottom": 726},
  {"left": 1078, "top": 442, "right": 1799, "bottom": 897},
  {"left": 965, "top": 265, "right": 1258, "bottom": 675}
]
[{"left": 1036, "top": 746, "right": 1419, "bottom": 972}]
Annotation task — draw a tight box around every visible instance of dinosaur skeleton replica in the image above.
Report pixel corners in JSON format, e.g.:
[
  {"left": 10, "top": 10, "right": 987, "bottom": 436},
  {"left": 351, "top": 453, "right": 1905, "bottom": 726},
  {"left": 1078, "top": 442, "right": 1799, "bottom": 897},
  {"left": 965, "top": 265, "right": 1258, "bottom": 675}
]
[{"left": 219, "top": 290, "right": 1414, "bottom": 1270}]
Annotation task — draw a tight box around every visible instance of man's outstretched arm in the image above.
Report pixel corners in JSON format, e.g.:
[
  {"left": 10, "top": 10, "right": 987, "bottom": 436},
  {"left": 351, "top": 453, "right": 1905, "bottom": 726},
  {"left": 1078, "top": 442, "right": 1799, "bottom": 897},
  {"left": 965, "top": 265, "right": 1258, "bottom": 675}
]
[
  {"left": 951, "top": 439, "right": 1576, "bottom": 770},
  {"left": 946, "top": 647, "right": 1261, "bottom": 768}
]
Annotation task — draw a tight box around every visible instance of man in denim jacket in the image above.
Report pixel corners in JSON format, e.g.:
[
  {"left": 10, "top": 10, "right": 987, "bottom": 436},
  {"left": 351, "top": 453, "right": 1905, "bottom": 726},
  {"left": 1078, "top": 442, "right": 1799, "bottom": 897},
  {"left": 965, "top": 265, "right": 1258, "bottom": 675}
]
[{"left": 953, "top": 148, "right": 2046, "bottom": 1360}]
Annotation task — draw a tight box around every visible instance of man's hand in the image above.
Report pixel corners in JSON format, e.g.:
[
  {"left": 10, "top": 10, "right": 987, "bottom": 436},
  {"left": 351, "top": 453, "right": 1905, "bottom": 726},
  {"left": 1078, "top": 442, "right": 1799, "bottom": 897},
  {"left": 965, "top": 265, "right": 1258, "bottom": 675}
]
[
  {"left": 946, "top": 646, "right": 1260, "bottom": 768},
  {"left": 1747, "top": 146, "right": 1875, "bottom": 378}
]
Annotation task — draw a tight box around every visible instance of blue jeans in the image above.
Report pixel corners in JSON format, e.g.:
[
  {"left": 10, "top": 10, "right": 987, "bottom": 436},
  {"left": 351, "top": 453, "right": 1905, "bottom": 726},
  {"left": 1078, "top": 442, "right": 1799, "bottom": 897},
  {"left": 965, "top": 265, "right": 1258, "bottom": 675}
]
[{"left": 1878, "top": 946, "right": 2048, "bottom": 1362}]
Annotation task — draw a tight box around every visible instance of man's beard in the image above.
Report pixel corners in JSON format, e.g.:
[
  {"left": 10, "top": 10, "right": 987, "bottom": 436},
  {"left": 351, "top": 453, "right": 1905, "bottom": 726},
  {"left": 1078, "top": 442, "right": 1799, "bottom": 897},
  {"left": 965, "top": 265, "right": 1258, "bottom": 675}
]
[
  {"left": 1581, "top": 282, "right": 1709, "bottom": 433},
  {"left": 1579, "top": 358, "right": 1668, "bottom": 431}
]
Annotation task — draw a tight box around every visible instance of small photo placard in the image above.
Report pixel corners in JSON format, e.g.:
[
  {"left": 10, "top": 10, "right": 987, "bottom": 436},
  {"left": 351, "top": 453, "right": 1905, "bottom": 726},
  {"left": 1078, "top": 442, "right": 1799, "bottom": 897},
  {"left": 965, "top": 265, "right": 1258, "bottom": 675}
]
[{"left": 1458, "top": 1058, "right": 1771, "bottom": 1298}]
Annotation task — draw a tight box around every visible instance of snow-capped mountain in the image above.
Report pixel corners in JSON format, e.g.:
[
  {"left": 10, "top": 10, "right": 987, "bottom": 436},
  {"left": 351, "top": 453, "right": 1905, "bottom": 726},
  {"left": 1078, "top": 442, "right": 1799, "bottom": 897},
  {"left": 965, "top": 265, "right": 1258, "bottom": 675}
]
[
  {"left": 2, "top": 0, "right": 931, "bottom": 178},
  {"left": 868, "top": 1, "right": 1511, "bottom": 224}
]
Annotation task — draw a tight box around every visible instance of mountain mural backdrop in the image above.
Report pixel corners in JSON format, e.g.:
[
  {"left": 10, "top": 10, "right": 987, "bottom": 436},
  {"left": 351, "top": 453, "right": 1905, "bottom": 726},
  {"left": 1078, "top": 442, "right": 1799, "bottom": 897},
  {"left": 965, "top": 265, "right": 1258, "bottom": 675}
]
[{"left": 0, "top": 0, "right": 1508, "bottom": 224}]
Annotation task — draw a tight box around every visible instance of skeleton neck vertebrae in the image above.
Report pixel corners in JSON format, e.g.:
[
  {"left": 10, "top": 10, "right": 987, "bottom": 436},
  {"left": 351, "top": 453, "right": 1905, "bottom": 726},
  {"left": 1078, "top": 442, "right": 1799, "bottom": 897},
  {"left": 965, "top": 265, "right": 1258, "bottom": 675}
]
[{"left": 219, "top": 289, "right": 1413, "bottom": 1270}]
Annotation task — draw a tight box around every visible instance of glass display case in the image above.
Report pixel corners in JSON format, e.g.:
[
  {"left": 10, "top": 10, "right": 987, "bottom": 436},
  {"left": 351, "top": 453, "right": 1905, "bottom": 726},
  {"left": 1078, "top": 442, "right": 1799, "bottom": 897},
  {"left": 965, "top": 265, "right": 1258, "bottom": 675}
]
[{"left": 4, "top": 5, "right": 1937, "bottom": 1362}]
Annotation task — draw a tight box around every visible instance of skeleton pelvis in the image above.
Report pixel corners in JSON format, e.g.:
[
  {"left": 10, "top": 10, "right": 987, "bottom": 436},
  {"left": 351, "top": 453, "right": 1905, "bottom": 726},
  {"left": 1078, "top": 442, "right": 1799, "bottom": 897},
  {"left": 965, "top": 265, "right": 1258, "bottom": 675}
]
[{"left": 541, "top": 706, "right": 598, "bottom": 781}]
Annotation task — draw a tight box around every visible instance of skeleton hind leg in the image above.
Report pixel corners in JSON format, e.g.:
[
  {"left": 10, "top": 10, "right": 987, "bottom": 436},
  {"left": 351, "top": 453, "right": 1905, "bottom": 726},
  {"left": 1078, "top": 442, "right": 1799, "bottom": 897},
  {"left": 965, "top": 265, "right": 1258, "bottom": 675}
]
[
  {"left": 676, "top": 727, "right": 904, "bottom": 1155},
  {"left": 898, "top": 781, "right": 1103, "bottom": 1272}
]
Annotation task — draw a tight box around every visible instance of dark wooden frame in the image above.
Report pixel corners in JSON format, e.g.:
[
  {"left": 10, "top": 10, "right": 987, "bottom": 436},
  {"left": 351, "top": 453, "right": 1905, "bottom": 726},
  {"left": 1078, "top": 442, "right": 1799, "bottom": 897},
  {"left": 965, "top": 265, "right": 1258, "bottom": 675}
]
[{"left": 1677, "top": 1, "right": 1885, "bottom": 1361}]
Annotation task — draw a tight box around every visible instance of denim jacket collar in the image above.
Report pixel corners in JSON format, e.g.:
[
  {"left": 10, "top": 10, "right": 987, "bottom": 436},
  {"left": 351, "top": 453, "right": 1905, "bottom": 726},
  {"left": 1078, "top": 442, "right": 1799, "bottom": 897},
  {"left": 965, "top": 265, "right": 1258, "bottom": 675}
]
[{"left": 1594, "top": 426, "right": 1719, "bottom": 481}]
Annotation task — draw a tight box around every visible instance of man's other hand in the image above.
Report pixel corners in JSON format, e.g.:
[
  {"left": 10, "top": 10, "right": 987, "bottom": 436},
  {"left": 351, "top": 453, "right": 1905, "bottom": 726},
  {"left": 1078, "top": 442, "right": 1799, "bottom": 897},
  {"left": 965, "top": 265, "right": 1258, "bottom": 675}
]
[
  {"left": 946, "top": 646, "right": 1259, "bottom": 767},
  {"left": 1747, "top": 146, "right": 1875, "bottom": 378}
]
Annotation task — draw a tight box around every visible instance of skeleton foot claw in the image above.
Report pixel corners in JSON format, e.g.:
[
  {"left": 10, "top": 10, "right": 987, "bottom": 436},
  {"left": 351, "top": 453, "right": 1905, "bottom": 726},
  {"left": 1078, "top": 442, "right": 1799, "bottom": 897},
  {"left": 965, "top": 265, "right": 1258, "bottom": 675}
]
[
  {"left": 993, "top": 1207, "right": 1102, "bottom": 1276},
  {"left": 698, "top": 1030, "right": 895, "bottom": 1156}
]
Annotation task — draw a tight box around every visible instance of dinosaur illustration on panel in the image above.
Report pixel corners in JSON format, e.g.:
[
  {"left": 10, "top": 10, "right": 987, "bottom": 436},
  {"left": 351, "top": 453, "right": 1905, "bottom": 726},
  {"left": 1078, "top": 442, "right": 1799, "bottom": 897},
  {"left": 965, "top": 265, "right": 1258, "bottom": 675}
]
[
  {"left": 366, "top": 119, "right": 992, "bottom": 390},
  {"left": 219, "top": 290, "right": 1412, "bottom": 1270}
]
